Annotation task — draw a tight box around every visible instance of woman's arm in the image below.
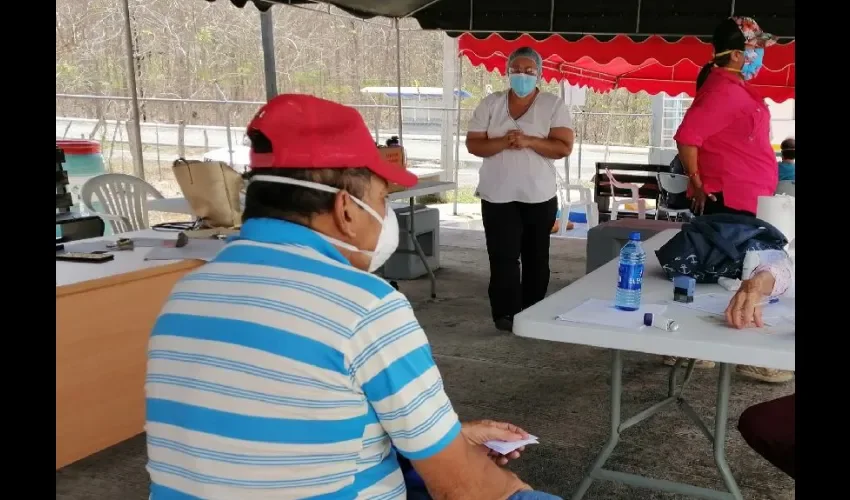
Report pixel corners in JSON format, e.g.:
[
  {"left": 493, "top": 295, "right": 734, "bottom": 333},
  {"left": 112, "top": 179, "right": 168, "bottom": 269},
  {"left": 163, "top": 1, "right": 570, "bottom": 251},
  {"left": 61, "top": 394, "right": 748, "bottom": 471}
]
[
  {"left": 466, "top": 131, "right": 514, "bottom": 158},
  {"left": 515, "top": 97, "right": 575, "bottom": 159},
  {"left": 519, "top": 127, "right": 574, "bottom": 159},
  {"left": 465, "top": 97, "right": 515, "bottom": 158}
]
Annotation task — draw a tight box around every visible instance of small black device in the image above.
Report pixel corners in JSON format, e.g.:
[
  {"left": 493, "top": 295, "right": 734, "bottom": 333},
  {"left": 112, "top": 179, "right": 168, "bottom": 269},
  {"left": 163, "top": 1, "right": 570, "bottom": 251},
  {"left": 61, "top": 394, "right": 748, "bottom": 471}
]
[{"left": 56, "top": 251, "right": 115, "bottom": 263}]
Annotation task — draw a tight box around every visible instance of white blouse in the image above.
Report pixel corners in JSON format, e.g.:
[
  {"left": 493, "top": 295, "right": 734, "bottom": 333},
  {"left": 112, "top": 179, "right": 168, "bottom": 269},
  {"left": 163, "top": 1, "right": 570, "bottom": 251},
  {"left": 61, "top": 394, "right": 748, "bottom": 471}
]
[{"left": 467, "top": 90, "right": 573, "bottom": 204}]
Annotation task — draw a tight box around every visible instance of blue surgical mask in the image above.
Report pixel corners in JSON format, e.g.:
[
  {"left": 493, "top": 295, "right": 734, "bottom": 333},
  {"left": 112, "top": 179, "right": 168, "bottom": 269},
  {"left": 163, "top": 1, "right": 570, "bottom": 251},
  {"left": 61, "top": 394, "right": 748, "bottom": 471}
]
[
  {"left": 741, "top": 47, "right": 764, "bottom": 81},
  {"left": 509, "top": 74, "right": 537, "bottom": 97}
]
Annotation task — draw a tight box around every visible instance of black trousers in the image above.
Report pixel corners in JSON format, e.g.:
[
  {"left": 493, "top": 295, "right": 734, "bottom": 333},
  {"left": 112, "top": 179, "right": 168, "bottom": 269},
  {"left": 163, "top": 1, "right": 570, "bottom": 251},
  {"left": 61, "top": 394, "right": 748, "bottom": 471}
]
[
  {"left": 481, "top": 197, "right": 558, "bottom": 321},
  {"left": 701, "top": 192, "right": 756, "bottom": 217},
  {"left": 737, "top": 394, "right": 796, "bottom": 479}
]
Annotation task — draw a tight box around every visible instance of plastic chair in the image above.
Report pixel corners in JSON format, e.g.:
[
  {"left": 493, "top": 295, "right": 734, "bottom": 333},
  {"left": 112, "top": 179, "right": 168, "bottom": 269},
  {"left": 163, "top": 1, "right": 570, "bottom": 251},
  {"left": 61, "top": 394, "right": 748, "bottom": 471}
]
[
  {"left": 81, "top": 173, "right": 165, "bottom": 234},
  {"left": 604, "top": 169, "right": 646, "bottom": 220},
  {"left": 655, "top": 172, "right": 692, "bottom": 221},
  {"left": 555, "top": 184, "right": 598, "bottom": 236}
]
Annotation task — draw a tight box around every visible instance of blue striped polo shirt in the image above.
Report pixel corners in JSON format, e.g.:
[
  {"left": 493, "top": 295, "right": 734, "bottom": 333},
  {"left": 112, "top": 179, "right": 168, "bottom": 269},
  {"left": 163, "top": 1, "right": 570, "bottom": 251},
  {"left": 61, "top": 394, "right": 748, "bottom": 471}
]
[{"left": 145, "top": 218, "right": 461, "bottom": 499}]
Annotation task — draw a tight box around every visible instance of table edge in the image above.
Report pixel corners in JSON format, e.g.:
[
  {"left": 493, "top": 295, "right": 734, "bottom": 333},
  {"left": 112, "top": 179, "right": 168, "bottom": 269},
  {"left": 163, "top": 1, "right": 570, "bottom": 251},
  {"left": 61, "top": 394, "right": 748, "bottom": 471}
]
[{"left": 56, "top": 259, "right": 204, "bottom": 297}]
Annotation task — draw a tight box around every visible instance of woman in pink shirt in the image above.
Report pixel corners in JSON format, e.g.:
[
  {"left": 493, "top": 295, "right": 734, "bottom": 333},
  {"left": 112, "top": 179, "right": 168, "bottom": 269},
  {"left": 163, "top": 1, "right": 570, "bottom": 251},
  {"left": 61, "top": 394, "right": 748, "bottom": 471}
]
[
  {"left": 665, "top": 17, "right": 793, "bottom": 384},
  {"left": 674, "top": 17, "right": 779, "bottom": 216}
]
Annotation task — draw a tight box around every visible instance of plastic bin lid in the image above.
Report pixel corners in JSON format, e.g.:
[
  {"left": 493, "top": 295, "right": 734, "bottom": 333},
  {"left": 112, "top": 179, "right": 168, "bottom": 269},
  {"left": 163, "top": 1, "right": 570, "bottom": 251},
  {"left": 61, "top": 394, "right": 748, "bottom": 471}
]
[{"left": 56, "top": 139, "right": 101, "bottom": 155}]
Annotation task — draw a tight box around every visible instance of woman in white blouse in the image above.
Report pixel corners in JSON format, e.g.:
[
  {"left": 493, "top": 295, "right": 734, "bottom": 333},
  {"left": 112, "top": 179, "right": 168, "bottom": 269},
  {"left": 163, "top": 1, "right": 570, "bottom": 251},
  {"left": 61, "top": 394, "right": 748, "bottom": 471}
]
[{"left": 466, "top": 47, "right": 575, "bottom": 332}]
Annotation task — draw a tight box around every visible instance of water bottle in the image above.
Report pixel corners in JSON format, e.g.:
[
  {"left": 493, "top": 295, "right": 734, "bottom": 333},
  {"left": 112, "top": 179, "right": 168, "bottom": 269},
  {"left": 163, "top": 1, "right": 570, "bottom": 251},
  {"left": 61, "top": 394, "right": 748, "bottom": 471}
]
[{"left": 615, "top": 231, "right": 646, "bottom": 311}]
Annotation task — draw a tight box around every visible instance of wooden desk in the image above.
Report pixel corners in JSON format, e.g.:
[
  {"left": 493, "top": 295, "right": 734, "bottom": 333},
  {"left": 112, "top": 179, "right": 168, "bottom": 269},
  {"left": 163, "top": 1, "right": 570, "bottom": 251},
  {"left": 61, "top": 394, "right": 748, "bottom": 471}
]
[{"left": 56, "top": 230, "right": 204, "bottom": 469}]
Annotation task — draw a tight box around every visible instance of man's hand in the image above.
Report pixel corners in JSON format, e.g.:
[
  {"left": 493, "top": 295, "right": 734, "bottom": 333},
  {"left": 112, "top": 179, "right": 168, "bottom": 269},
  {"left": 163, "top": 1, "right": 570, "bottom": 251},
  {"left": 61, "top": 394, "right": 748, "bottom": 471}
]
[
  {"left": 725, "top": 272, "right": 776, "bottom": 329},
  {"left": 689, "top": 180, "right": 716, "bottom": 215},
  {"left": 462, "top": 420, "right": 529, "bottom": 466}
]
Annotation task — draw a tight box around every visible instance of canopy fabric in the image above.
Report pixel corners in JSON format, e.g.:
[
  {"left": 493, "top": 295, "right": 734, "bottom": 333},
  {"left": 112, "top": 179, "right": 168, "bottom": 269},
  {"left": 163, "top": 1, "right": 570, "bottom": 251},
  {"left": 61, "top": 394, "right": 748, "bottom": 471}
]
[
  {"left": 459, "top": 33, "right": 795, "bottom": 102},
  {"left": 207, "top": 1, "right": 795, "bottom": 40}
]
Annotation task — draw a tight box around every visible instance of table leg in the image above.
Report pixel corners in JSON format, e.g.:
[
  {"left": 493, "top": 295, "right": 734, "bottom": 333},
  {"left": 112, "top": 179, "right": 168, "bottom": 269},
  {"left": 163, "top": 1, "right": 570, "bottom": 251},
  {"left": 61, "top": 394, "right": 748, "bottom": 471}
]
[
  {"left": 571, "top": 350, "right": 623, "bottom": 500},
  {"left": 407, "top": 196, "right": 438, "bottom": 299},
  {"left": 570, "top": 356, "right": 744, "bottom": 500},
  {"left": 714, "top": 363, "right": 744, "bottom": 500}
]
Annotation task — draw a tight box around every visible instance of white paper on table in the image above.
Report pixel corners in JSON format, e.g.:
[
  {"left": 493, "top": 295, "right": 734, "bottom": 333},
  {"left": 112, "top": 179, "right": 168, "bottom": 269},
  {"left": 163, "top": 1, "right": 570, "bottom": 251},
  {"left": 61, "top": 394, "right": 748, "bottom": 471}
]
[
  {"left": 556, "top": 299, "right": 667, "bottom": 330},
  {"left": 145, "top": 239, "right": 226, "bottom": 262},
  {"left": 673, "top": 292, "right": 795, "bottom": 326},
  {"left": 484, "top": 435, "right": 539, "bottom": 455}
]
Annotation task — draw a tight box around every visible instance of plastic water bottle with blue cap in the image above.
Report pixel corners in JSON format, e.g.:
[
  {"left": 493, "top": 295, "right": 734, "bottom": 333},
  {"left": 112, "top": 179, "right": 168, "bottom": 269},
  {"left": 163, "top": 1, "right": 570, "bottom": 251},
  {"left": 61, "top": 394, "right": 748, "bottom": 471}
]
[{"left": 615, "top": 231, "right": 646, "bottom": 311}]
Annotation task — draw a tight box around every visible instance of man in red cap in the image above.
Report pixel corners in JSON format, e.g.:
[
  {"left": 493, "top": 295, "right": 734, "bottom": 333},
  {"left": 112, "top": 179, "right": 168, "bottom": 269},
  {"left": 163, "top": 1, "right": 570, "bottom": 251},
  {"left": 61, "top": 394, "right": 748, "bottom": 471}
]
[{"left": 145, "top": 94, "right": 560, "bottom": 500}]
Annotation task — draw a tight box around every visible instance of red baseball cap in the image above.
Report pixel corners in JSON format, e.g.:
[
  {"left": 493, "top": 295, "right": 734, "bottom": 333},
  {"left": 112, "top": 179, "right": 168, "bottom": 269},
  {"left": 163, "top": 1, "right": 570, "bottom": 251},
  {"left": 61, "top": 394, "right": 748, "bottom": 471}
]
[{"left": 247, "top": 94, "right": 417, "bottom": 188}]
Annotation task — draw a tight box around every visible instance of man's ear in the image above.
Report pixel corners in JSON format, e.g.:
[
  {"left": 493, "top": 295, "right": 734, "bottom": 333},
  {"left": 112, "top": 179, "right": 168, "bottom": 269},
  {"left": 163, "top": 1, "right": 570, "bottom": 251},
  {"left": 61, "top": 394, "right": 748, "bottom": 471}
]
[{"left": 332, "top": 190, "right": 358, "bottom": 238}]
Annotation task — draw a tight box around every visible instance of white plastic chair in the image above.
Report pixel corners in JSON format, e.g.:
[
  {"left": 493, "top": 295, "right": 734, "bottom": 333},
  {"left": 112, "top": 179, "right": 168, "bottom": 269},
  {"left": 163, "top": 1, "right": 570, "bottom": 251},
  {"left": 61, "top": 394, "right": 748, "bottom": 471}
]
[
  {"left": 556, "top": 184, "right": 598, "bottom": 236},
  {"left": 655, "top": 173, "right": 692, "bottom": 221},
  {"left": 81, "top": 173, "right": 165, "bottom": 234},
  {"left": 604, "top": 169, "right": 646, "bottom": 220}
]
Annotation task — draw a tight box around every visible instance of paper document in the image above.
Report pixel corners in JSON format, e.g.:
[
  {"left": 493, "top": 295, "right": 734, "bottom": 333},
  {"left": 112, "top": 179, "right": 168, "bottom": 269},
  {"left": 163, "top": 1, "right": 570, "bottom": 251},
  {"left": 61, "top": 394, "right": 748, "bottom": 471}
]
[
  {"left": 674, "top": 293, "right": 795, "bottom": 326},
  {"left": 145, "top": 239, "right": 226, "bottom": 262},
  {"left": 484, "top": 435, "right": 539, "bottom": 455},
  {"left": 556, "top": 298, "right": 667, "bottom": 330}
]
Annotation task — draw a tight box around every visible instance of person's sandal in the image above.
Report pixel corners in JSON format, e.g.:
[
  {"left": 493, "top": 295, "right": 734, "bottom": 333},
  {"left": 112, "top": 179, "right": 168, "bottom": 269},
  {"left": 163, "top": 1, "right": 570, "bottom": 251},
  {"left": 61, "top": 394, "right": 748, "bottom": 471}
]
[
  {"left": 736, "top": 365, "right": 793, "bottom": 383},
  {"left": 662, "top": 356, "right": 716, "bottom": 369}
]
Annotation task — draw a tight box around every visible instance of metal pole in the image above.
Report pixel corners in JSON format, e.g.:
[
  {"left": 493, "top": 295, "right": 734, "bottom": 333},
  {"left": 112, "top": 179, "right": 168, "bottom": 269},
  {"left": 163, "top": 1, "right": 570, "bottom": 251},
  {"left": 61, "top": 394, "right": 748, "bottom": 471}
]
[
  {"left": 559, "top": 80, "right": 570, "bottom": 187},
  {"left": 260, "top": 9, "right": 278, "bottom": 101},
  {"left": 214, "top": 82, "right": 235, "bottom": 168},
  {"left": 121, "top": 0, "right": 145, "bottom": 180},
  {"left": 394, "top": 18, "right": 404, "bottom": 148},
  {"left": 453, "top": 55, "right": 463, "bottom": 216}
]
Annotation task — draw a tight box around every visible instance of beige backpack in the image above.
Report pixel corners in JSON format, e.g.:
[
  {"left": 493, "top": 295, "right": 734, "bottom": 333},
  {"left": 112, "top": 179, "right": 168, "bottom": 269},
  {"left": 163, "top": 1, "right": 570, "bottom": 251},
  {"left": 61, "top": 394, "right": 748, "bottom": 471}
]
[{"left": 172, "top": 159, "right": 244, "bottom": 228}]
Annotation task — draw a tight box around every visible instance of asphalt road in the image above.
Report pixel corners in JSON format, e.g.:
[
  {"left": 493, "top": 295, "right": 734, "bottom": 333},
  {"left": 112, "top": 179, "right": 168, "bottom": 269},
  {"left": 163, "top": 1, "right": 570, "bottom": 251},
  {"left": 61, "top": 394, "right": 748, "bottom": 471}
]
[{"left": 57, "top": 117, "right": 650, "bottom": 184}]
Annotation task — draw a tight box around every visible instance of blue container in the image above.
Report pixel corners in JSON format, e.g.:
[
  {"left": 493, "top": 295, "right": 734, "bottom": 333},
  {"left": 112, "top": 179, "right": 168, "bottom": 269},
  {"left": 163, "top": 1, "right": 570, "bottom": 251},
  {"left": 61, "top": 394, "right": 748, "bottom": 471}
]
[
  {"left": 615, "top": 231, "right": 646, "bottom": 311},
  {"left": 568, "top": 206, "right": 588, "bottom": 224},
  {"left": 56, "top": 140, "right": 109, "bottom": 237}
]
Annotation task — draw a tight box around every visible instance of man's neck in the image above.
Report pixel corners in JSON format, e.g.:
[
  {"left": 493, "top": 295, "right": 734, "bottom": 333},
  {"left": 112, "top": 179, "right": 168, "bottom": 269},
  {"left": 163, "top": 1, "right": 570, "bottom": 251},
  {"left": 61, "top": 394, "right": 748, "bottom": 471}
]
[{"left": 308, "top": 215, "right": 359, "bottom": 262}]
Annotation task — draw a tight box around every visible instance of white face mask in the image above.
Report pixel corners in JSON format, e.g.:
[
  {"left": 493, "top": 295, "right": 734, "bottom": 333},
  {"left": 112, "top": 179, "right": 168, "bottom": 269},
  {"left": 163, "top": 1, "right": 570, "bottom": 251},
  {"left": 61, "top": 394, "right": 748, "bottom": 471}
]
[{"left": 250, "top": 175, "right": 399, "bottom": 272}]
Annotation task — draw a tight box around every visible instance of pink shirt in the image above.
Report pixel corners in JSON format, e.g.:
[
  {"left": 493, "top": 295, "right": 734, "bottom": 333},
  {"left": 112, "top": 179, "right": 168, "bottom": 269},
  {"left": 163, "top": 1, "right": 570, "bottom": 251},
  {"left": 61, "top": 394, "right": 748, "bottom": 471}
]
[{"left": 674, "top": 68, "right": 778, "bottom": 214}]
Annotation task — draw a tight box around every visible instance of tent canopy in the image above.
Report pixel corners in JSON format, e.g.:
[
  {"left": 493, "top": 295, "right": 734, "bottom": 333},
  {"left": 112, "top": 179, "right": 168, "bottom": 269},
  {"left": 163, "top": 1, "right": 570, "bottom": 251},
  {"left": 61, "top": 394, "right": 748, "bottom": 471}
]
[
  {"left": 459, "top": 33, "right": 795, "bottom": 102},
  {"left": 209, "top": 1, "right": 795, "bottom": 40}
]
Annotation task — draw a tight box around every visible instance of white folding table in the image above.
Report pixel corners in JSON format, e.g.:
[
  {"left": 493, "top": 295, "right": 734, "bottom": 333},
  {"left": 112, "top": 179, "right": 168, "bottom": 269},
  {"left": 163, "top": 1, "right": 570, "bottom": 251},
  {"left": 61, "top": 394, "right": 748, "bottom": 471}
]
[
  {"left": 514, "top": 229, "right": 795, "bottom": 500},
  {"left": 146, "top": 180, "right": 457, "bottom": 298}
]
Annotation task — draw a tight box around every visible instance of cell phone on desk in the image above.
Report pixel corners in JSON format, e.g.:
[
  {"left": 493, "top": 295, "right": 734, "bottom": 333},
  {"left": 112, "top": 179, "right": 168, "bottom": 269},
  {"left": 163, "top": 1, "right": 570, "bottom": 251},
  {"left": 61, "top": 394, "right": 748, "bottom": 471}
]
[{"left": 55, "top": 250, "right": 114, "bottom": 263}]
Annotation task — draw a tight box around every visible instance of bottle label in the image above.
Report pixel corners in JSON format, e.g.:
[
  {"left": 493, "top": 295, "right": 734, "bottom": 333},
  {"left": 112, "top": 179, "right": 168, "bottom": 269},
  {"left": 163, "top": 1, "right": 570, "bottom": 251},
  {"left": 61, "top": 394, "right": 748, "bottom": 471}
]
[{"left": 618, "top": 263, "right": 644, "bottom": 291}]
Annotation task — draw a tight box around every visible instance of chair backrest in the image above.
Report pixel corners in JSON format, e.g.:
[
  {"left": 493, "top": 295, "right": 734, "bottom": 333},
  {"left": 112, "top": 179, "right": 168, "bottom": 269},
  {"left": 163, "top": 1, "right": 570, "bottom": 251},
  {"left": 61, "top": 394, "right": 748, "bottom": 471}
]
[
  {"left": 594, "top": 162, "right": 667, "bottom": 201},
  {"left": 656, "top": 173, "right": 690, "bottom": 195},
  {"left": 81, "top": 173, "right": 164, "bottom": 233}
]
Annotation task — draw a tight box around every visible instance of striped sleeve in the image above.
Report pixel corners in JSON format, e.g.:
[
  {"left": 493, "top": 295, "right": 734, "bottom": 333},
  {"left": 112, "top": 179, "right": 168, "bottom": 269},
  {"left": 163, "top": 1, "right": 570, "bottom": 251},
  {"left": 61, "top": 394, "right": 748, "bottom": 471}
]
[{"left": 349, "top": 291, "right": 461, "bottom": 460}]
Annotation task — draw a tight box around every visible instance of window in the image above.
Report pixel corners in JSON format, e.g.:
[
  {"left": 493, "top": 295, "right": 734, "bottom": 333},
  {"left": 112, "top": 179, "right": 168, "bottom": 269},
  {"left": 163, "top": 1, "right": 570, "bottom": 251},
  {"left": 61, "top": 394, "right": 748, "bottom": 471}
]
[{"left": 660, "top": 94, "right": 693, "bottom": 149}]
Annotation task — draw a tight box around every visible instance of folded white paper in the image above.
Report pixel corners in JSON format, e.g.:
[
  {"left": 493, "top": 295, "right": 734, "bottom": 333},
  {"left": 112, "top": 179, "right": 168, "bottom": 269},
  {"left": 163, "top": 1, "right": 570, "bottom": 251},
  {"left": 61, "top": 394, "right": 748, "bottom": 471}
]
[{"left": 484, "top": 435, "right": 539, "bottom": 455}]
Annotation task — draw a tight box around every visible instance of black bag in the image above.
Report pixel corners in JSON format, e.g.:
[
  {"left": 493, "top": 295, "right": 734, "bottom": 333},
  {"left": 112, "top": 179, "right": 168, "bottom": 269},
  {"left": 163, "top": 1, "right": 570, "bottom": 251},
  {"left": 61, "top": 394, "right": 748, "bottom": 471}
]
[{"left": 655, "top": 214, "right": 788, "bottom": 283}]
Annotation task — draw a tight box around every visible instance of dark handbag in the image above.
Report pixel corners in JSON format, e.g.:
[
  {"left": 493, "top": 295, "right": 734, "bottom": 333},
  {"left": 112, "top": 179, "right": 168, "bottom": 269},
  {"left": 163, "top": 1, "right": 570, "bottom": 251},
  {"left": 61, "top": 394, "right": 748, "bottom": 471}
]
[{"left": 655, "top": 214, "right": 787, "bottom": 283}]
